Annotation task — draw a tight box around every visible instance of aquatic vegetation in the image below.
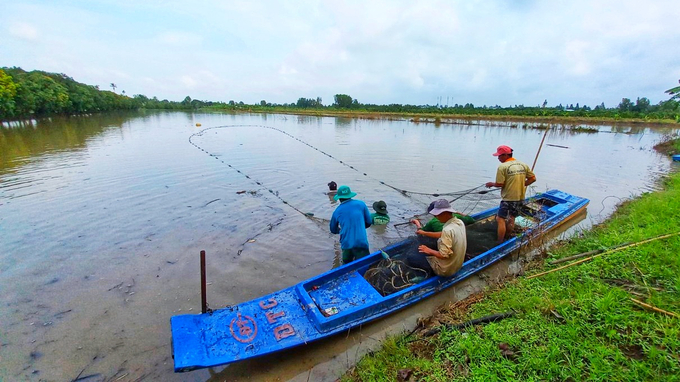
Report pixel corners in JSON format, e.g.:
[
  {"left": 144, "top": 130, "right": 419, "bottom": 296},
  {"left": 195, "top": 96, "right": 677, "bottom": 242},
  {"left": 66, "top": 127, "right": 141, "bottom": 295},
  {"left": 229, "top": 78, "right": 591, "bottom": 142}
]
[{"left": 571, "top": 125, "right": 599, "bottom": 133}]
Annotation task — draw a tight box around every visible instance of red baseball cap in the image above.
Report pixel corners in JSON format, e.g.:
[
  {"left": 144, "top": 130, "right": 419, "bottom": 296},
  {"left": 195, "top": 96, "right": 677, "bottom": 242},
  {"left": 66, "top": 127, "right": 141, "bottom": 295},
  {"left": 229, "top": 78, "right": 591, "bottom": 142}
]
[{"left": 492, "top": 145, "right": 513, "bottom": 156}]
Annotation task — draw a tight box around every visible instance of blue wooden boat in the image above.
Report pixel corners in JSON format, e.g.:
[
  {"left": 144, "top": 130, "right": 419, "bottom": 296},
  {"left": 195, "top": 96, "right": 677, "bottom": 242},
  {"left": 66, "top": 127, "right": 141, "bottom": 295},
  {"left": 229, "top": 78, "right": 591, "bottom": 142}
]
[
  {"left": 171, "top": 189, "right": 589, "bottom": 372},
  {"left": 673, "top": 154, "right": 680, "bottom": 162}
]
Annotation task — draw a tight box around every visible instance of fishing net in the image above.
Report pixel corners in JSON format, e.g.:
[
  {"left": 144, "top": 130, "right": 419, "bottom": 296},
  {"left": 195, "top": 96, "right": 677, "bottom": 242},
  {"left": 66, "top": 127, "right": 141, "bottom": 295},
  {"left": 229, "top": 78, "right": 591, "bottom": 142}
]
[
  {"left": 364, "top": 211, "right": 543, "bottom": 296},
  {"left": 363, "top": 257, "right": 429, "bottom": 297}
]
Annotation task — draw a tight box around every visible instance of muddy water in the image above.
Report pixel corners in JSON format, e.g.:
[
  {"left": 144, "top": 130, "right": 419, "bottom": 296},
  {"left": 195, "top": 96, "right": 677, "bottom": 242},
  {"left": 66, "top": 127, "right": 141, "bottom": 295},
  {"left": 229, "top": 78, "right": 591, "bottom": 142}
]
[
  {"left": 215, "top": 210, "right": 588, "bottom": 382},
  {"left": 0, "top": 111, "right": 676, "bottom": 381}
]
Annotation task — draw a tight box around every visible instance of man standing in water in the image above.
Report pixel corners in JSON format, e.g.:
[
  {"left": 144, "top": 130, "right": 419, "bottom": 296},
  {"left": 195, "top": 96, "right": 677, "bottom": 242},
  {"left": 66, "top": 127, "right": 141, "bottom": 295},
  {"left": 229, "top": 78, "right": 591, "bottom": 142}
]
[
  {"left": 330, "top": 185, "right": 372, "bottom": 264},
  {"left": 485, "top": 145, "right": 536, "bottom": 243}
]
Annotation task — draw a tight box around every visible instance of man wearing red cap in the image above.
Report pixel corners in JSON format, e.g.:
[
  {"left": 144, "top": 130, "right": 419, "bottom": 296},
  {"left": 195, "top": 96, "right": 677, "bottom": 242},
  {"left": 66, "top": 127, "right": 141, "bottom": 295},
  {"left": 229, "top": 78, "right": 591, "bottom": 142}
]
[{"left": 485, "top": 145, "right": 536, "bottom": 243}]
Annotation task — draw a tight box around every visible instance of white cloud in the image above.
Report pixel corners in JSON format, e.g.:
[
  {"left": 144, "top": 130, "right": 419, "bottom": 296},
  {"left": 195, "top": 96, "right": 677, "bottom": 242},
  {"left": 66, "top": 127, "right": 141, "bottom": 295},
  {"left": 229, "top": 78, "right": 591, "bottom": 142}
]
[
  {"left": 180, "top": 76, "right": 197, "bottom": 88},
  {"left": 279, "top": 65, "right": 298, "bottom": 75},
  {"left": 1, "top": 0, "right": 679, "bottom": 106},
  {"left": 564, "top": 40, "right": 592, "bottom": 76},
  {"left": 8, "top": 22, "right": 39, "bottom": 41},
  {"left": 155, "top": 31, "right": 203, "bottom": 46}
]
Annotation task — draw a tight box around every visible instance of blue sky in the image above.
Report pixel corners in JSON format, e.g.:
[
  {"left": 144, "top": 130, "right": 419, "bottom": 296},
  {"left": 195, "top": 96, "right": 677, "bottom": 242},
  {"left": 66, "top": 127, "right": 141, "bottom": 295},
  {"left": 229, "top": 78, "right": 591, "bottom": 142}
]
[{"left": 2, "top": 0, "right": 680, "bottom": 107}]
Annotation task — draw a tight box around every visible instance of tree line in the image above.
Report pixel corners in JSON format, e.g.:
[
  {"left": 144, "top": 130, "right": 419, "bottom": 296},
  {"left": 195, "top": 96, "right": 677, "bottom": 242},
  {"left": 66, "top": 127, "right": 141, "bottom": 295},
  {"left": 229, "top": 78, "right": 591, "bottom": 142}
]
[
  {"left": 2, "top": 67, "right": 679, "bottom": 122},
  {"left": 241, "top": 93, "right": 679, "bottom": 122},
  {"left": 0, "top": 67, "right": 215, "bottom": 121}
]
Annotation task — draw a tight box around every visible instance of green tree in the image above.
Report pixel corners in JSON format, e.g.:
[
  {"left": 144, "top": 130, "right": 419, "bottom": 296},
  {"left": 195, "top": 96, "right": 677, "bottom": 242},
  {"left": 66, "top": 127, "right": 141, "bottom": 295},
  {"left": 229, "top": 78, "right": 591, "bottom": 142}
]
[
  {"left": 633, "top": 97, "right": 651, "bottom": 112},
  {"left": 0, "top": 69, "right": 18, "bottom": 119},
  {"left": 665, "top": 80, "right": 680, "bottom": 100},
  {"left": 296, "top": 97, "right": 323, "bottom": 108},
  {"left": 334, "top": 94, "right": 353, "bottom": 108},
  {"left": 67, "top": 86, "right": 96, "bottom": 113},
  {"left": 13, "top": 72, "right": 71, "bottom": 115},
  {"left": 618, "top": 98, "right": 633, "bottom": 111},
  {"left": 190, "top": 99, "right": 203, "bottom": 109}
]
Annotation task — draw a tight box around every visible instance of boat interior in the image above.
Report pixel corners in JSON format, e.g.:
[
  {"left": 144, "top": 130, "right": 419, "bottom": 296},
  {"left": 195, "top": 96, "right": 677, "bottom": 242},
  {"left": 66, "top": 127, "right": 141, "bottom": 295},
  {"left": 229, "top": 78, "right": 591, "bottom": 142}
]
[{"left": 296, "top": 196, "right": 561, "bottom": 332}]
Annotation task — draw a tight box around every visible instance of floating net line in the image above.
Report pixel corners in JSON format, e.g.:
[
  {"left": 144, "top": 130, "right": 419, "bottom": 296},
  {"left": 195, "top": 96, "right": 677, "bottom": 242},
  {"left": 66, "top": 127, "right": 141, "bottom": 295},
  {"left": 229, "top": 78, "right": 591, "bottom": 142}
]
[
  {"left": 189, "top": 124, "right": 504, "bottom": 225},
  {"left": 189, "top": 125, "right": 330, "bottom": 227}
]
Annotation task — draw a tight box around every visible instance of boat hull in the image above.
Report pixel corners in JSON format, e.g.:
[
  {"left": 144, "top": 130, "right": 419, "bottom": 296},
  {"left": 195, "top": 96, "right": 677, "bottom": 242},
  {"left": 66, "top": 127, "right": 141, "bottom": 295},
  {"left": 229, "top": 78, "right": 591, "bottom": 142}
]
[{"left": 171, "top": 189, "right": 589, "bottom": 371}]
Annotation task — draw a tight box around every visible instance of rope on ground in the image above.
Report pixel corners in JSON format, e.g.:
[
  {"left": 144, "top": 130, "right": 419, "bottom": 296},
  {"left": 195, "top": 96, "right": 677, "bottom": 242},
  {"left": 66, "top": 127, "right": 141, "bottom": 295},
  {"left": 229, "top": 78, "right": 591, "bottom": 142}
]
[{"left": 527, "top": 231, "right": 680, "bottom": 280}]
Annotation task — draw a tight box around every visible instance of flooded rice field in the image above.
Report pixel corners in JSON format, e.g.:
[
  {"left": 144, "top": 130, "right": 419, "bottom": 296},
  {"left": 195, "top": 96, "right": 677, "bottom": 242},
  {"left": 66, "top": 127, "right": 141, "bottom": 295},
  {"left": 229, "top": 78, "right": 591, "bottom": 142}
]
[{"left": 0, "top": 111, "right": 677, "bottom": 381}]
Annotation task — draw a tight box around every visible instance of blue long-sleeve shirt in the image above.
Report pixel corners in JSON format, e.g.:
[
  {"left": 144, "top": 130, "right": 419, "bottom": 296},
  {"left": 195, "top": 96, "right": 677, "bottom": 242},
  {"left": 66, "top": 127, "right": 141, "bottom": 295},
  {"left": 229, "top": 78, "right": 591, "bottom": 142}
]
[{"left": 329, "top": 199, "right": 372, "bottom": 250}]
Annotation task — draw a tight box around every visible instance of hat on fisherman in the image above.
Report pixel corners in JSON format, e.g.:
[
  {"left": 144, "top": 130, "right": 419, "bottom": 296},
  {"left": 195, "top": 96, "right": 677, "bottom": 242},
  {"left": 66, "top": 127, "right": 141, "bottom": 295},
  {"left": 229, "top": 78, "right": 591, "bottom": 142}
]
[
  {"left": 334, "top": 185, "right": 357, "bottom": 200},
  {"left": 427, "top": 201, "right": 436, "bottom": 213},
  {"left": 328, "top": 181, "right": 338, "bottom": 191},
  {"left": 492, "top": 145, "right": 513, "bottom": 156},
  {"left": 372, "top": 200, "right": 388, "bottom": 214},
  {"left": 429, "top": 199, "right": 455, "bottom": 216}
]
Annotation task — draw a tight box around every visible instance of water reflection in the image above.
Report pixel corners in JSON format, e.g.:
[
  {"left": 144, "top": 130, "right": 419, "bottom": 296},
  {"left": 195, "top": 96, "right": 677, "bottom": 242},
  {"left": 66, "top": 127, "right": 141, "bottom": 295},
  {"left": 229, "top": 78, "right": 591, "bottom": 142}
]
[
  {"left": 0, "top": 112, "right": 136, "bottom": 175},
  {"left": 334, "top": 117, "right": 353, "bottom": 127}
]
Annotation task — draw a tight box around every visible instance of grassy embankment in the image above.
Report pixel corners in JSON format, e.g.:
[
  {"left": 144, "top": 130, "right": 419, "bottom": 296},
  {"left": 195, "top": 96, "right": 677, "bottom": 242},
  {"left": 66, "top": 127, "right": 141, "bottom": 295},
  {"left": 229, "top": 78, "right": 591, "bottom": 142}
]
[
  {"left": 344, "top": 146, "right": 680, "bottom": 381},
  {"left": 203, "top": 106, "right": 680, "bottom": 128}
]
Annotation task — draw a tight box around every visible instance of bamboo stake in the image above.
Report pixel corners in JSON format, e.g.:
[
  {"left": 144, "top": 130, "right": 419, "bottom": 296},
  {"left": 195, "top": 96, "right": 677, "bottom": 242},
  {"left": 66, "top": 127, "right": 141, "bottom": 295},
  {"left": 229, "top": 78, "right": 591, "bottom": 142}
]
[
  {"left": 549, "top": 242, "right": 631, "bottom": 265},
  {"left": 630, "top": 298, "right": 679, "bottom": 318},
  {"left": 549, "top": 248, "right": 603, "bottom": 265},
  {"left": 532, "top": 126, "right": 550, "bottom": 171},
  {"left": 200, "top": 250, "right": 207, "bottom": 314},
  {"left": 527, "top": 231, "right": 680, "bottom": 280}
]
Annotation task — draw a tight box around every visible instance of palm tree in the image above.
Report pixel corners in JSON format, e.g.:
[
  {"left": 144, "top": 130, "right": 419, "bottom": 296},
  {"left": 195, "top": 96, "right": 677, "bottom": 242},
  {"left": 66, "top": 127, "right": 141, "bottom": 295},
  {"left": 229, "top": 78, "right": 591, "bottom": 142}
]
[
  {"left": 110, "top": 83, "right": 117, "bottom": 93},
  {"left": 665, "top": 79, "right": 680, "bottom": 100}
]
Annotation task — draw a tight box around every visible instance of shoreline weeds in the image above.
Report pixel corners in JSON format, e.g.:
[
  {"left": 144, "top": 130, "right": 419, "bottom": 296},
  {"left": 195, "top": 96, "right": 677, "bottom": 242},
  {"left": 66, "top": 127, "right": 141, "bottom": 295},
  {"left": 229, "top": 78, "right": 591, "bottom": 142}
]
[
  {"left": 202, "top": 107, "right": 680, "bottom": 128},
  {"left": 342, "top": 143, "right": 680, "bottom": 381}
]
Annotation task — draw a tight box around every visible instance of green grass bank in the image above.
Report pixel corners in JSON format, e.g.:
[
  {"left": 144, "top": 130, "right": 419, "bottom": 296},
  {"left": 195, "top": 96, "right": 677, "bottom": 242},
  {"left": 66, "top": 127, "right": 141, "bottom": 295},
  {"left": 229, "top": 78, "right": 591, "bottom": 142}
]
[
  {"left": 204, "top": 106, "right": 680, "bottom": 128},
  {"left": 343, "top": 165, "right": 680, "bottom": 381}
]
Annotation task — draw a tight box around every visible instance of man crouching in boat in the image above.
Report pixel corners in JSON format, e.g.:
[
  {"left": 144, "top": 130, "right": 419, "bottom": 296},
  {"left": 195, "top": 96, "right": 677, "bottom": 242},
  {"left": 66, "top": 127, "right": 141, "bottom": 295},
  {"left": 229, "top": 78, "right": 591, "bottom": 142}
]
[{"left": 406, "top": 199, "right": 467, "bottom": 277}]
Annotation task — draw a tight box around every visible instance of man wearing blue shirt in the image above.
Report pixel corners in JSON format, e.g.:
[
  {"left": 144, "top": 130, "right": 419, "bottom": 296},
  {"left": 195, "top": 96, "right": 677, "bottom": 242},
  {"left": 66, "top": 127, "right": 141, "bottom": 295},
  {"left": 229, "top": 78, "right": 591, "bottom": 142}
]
[{"left": 330, "top": 185, "right": 372, "bottom": 264}]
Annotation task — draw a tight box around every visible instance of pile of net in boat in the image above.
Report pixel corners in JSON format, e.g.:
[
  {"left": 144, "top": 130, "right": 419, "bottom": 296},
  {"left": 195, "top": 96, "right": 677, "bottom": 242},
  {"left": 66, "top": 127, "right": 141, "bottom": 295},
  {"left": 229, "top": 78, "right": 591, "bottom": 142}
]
[
  {"left": 365, "top": 209, "right": 541, "bottom": 296},
  {"left": 364, "top": 241, "right": 428, "bottom": 296},
  {"left": 363, "top": 256, "right": 429, "bottom": 296}
]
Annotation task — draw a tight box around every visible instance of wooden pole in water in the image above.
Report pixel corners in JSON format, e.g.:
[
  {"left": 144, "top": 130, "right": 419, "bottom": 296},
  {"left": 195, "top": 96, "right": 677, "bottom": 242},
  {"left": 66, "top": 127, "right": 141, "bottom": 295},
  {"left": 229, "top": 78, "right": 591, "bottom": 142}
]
[
  {"left": 532, "top": 127, "right": 550, "bottom": 171},
  {"left": 200, "top": 250, "right": 207, "bottom": 314}
]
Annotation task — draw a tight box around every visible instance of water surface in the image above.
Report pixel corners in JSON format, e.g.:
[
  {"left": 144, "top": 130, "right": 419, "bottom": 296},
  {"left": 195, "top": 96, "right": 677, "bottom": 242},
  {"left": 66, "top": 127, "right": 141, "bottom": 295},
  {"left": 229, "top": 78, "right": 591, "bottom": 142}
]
[{"left": 0, "top": 111, "right": 676, "bottom": 381}]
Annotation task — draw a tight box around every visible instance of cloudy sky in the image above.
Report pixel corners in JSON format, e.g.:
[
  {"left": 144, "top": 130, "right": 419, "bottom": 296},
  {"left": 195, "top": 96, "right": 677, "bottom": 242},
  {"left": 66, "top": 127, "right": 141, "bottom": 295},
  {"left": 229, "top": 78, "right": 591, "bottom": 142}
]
[{"left": 2, "top": 0, "right": 680, "bottom": 107}]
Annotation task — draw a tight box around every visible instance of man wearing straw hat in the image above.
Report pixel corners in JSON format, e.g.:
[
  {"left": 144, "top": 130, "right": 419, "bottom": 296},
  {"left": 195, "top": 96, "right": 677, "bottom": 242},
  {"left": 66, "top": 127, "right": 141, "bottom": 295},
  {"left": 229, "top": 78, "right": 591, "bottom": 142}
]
[
  {"left": 330, "top": 185, "right": 372, "bottom": 264},
  {"left": 406, "top": 199, "right": 467, "bottom": 277},
  {"left": 485, "top": 145, "right": 536, "bottom": 243}
]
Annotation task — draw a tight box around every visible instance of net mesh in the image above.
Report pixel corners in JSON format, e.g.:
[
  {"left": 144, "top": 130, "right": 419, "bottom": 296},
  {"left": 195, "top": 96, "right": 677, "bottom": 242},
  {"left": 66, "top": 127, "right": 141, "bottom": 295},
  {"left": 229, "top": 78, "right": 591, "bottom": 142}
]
[
  {"left": 363, "top": 258, "right": 429, "bottom": 296},
  {"left": 365, "top": 201, "right": 548, "bottom": 296}
]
